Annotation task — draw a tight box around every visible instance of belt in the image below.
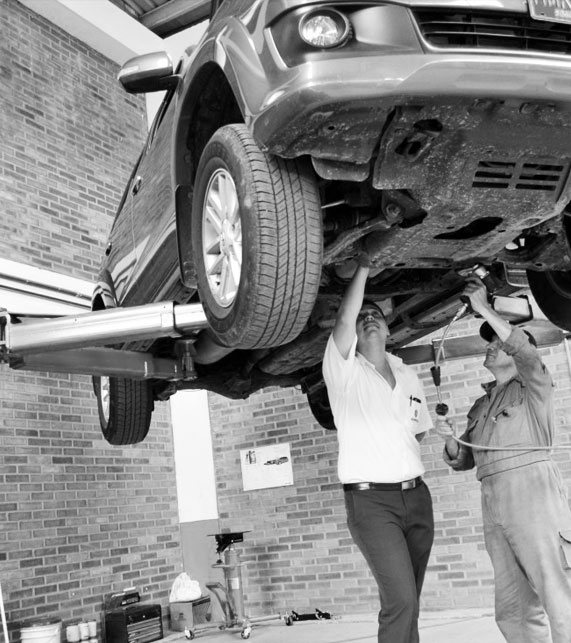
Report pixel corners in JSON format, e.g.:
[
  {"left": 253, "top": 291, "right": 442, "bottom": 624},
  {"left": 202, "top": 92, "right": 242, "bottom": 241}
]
[{"left": 343, "top": 477, "right": 422, "bottom": 492}]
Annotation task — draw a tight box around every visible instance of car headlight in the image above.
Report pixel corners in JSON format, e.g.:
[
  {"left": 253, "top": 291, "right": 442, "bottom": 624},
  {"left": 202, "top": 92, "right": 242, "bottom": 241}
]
[{"left": 299, "top": 9, "right": 352, "bottom": 49}]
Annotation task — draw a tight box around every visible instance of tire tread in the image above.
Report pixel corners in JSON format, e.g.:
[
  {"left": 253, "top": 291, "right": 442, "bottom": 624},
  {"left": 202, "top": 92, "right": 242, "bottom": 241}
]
[{"left": 194, "top": 124, "right": 322, "bottom": 348}]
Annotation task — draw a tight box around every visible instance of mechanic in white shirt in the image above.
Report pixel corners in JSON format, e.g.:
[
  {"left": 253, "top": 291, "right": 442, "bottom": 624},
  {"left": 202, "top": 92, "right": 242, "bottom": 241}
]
[{"left": 323, "top": 264, "right": 434, "bottom": 643}]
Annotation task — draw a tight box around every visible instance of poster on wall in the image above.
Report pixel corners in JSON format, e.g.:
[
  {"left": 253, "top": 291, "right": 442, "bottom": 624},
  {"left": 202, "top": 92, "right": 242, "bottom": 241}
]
[{"left": 240, "top": 443, "right": 293, "bottom": 491}]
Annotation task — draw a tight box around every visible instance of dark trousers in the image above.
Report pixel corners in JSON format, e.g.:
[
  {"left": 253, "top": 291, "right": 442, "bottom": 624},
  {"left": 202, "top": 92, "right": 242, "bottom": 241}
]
[{"left": 344, "top": 482, "right": 434, "bottom": 643}]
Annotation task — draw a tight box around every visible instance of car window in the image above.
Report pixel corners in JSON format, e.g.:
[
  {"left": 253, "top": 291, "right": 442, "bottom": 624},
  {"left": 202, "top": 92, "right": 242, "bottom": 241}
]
[{"left": 146, "top": 89, "right": 175, "bottom": 149}]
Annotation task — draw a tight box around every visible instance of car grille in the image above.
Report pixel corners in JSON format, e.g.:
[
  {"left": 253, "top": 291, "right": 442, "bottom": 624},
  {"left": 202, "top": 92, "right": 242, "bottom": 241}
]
[
  {"left": 413, "top": 9, "right": 571, "bottom": 55},
  {"left": 472, "top": 159, "right": 570, "bottom": 192}
]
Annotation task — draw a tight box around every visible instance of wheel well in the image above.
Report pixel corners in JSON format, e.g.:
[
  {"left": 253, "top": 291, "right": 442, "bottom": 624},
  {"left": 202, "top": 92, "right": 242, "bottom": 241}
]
[
  {"left": 564, "top": 211, "right": 571, "bottom": 250},
  {"left": 92, "top": 295, "right": 104, "bottom": 311},
  {"left": 174, "top": 63, "right": 243, "bottom": 189},
  {"left": 172, "top": 63, "right": 244, "bottom": 289}
]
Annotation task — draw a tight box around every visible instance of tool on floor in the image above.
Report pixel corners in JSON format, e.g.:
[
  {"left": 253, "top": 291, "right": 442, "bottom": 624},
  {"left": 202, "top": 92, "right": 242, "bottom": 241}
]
[
  {"left": 184, "top": 532, "right": 293, "bottom": 640},
  {"left": 290, "top": 608, "right": 332, "bottom": 621}
]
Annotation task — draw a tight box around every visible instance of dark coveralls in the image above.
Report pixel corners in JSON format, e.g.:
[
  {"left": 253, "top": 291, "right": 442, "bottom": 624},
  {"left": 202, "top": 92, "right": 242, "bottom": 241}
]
[{"left": 444, "top": 327, "right": 571, "bottom": 643}]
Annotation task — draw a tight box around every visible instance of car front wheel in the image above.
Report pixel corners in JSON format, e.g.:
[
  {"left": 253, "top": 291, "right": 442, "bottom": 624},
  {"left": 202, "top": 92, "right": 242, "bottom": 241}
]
[
  {"left": 527, "top": 269, "right": 571, "bottom": 331},
  {"left": 191, "top": 124, "right": 322, "bottom": 349},
  {"left": 93, "top": 375, "right": 154, "bottom": 445}
]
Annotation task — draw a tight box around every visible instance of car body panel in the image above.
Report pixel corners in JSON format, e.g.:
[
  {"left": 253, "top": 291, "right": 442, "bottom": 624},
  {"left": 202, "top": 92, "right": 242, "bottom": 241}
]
[{"left": 124, "top": 95, "right": 180, "bottom": 306}]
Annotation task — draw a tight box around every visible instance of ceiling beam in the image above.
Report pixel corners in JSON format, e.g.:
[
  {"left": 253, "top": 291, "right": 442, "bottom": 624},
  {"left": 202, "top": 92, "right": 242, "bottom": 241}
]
[{"left": 141, "top": 0, "right": 211, "bottom": 36}]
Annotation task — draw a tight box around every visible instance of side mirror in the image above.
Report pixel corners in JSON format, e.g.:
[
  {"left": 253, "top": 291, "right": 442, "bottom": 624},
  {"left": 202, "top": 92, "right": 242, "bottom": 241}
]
[{"left": 118, "top": 51, "right": 180, "bottom": 94}]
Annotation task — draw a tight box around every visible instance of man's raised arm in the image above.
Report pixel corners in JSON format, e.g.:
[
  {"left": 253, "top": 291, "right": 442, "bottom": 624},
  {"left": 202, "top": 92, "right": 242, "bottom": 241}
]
[{"left": 332, "top": 265, "right": 369, "bottom": 359}]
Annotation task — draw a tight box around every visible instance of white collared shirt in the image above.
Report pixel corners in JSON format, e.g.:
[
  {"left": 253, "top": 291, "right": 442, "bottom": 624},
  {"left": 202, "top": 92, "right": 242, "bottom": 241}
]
[{"left": 323, "top": 334, "right": 432, "bottom": 484}]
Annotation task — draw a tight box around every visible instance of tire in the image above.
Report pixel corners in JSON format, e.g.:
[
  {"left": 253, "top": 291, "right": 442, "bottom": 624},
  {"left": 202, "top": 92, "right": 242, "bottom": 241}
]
[
  {"left": 93, "top": 375, "right": 154, "bottom": 445},
  {"left": 306, "top": 384, "right": 336, "bottom": 431},
  {"left": 303, "top": 372, "right": 337, "bottom": 431},
  {"left": 191, "top": 124, "right": 322, "bottom": 349},
  {"left": 527, "top": 269, "right": 571, "bottom": 331}
]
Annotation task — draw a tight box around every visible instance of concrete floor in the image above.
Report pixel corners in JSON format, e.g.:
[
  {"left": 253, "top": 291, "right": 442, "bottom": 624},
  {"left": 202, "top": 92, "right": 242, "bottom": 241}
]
[{"left": 164, "top": 609, "right": 504, "bottom": 643}]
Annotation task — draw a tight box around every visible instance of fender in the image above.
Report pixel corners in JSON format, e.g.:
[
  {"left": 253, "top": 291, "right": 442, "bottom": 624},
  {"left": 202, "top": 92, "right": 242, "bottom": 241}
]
[{"left": 92, "top": 269, "right": 118, "bottom": 311}]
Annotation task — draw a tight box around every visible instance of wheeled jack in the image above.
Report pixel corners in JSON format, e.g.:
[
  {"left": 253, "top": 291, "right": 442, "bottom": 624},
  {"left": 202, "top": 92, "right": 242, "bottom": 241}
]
[{"left": 184, "top": 532, "right": 293, "bottom": 640}]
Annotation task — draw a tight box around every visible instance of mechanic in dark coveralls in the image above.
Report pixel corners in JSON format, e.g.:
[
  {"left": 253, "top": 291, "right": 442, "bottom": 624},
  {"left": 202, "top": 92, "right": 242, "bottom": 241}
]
[
  {"left": 323, "top": 264, "right": 434, "bottom": 643},
  {"left": 436, "top": 276, "right": 571, "bottom": 643}
]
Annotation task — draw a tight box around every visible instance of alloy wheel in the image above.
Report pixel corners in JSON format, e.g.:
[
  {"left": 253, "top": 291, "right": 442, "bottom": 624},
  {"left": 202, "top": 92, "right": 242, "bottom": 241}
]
[
  {"left": 99, "top": 375, "right": 111, "bottom": 424},
  {"left": 202, "top": 169, "right": 243, "bottom": 307}
]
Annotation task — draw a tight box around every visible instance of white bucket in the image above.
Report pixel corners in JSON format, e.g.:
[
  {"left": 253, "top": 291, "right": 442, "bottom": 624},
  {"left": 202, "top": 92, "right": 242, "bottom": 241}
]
[{"left": 21, "top": 621, "right": 61, "bottom": 643}]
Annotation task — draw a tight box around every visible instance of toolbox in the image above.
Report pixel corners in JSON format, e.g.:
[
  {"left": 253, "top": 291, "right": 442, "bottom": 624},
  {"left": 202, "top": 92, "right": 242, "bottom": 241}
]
[{"left": 104, "top": 603, "right": 162, "bottom": 643}]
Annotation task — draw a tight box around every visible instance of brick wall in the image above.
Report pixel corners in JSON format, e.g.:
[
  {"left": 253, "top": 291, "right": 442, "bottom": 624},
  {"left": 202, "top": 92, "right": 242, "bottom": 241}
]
[
  {"left": 3, "top": 0, "right": 571, "bottom": 630},
  {"left": 0, "top": 0, "right": 181, "bottom": 635},
  {"left": 0, "top": 0, "right": 146, "bottom": 279},
  {"left": 209, "top": 316, "right": 571, "bottom": 615}
]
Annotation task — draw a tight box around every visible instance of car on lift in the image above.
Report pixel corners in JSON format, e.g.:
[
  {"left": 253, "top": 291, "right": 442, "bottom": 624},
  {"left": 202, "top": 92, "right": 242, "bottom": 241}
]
[{"left": 93, "top": 0, "right": 571, "bottom": 444}]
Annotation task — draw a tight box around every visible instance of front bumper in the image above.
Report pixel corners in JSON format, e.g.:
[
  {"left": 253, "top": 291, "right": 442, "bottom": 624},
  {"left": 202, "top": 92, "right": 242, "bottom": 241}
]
[
  {"left": 253, "top": 53, "right": 571, "bottom": 161},
  {"left": 249, "top": 2, "right": 571, "bottom": 161}
]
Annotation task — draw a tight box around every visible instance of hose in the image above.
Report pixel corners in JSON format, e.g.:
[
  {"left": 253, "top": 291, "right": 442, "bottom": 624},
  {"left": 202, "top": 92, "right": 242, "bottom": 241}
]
[
  {"left": 431, "top": 302, "right": 468, "bottom": 408},
  {"left": 451, "top": 435, "right": 571, "bottom": 452}
]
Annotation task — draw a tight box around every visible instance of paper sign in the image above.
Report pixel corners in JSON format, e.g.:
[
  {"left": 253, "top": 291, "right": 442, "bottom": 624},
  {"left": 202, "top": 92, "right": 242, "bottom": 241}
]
[{"left": 240, "top": 443, "right": 293, "bottom": 491}]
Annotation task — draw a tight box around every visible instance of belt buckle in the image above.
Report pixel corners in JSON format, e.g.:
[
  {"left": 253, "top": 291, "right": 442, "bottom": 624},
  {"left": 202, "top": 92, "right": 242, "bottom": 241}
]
[{"left": 401, "top": 478, "right": 416, "bottom": 490}]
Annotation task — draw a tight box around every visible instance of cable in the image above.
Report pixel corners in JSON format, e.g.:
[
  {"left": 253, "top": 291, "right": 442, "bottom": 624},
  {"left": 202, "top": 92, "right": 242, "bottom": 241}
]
[
  {"left": 450, "top": 435, "right": 571, "bottom": 452},
  {"left": 431, "top": 302, "right": 468, "bottom": 408}
]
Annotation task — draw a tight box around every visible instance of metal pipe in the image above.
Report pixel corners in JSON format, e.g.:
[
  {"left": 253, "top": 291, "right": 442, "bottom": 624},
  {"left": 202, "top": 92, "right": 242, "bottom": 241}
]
[
  {"left": 564, "top": 335, "right": 571, "bottom": 380},
  {"left": 0, "top": 580, "right": 9, "bottom": 643},
  {"left": 0, "top": 302, "right": 208, "bottom": 355},
  {"left": 9, "top": 347, "right": 185, "bottom": 380}
]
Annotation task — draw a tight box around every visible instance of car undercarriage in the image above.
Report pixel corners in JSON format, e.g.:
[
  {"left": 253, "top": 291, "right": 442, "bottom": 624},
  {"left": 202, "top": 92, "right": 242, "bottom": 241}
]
[{"left": 9, "top": 0, "right": 571, "bottom": 444}]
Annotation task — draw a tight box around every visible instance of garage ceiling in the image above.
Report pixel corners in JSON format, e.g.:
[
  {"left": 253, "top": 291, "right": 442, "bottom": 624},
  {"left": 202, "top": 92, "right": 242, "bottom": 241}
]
[{"left": 108, "top": 0, "right": 211, "bottom": 37}]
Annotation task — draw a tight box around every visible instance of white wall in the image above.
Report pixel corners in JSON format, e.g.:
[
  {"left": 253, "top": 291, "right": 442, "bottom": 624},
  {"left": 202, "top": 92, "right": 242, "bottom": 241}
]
[
  {"left": 18, "top": 0, "right": 207, "bottom": 126},
  {"left": 170, "top": 390, "right": 218, "bottom": 523}
]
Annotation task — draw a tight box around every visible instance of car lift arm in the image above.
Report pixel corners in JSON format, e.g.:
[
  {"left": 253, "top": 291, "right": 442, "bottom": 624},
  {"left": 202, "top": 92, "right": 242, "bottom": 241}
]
[{"left": 0, "top": 302, "right": 209, "bottom": 380}]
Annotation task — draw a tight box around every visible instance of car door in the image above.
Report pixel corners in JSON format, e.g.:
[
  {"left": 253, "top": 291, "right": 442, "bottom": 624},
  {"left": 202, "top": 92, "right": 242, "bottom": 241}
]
[
  {"left": 122, "top": 89, "right": 180, "bottom": 306},
  {"left": 103, "top": 154, "right": 142, "bottom": 304}
]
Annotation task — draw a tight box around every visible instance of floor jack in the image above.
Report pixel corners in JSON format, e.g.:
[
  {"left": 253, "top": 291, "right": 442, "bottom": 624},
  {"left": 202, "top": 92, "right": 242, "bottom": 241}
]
[{"left": 185, "top": 532, "right": 293, "bottom": 640}]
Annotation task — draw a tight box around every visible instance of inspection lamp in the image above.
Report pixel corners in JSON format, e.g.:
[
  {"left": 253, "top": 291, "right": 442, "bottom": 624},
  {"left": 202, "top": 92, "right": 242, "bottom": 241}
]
[{"left": 299, "top": 9, "right": 352, "bottom": 48}]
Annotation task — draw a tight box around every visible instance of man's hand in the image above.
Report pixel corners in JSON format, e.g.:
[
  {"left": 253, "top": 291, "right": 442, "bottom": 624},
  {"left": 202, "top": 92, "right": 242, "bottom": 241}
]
[
  {"left": 462, "top": 276, "right": 490, "bottom": 316},
  {"left": 434, "top": 416, "right": 456, "bottom": 439},
  {"left": 463, "top": 275, "right": 512, "bottom": 343}
]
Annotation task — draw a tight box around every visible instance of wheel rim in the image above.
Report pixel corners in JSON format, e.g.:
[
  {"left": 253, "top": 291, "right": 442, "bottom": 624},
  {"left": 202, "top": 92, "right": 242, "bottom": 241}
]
[
  {"left": 202, "top": 168, "right": 242, "bottom": 307},
  {"left": 99, "top": 376, "right": 111, "bottom": 423}
]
